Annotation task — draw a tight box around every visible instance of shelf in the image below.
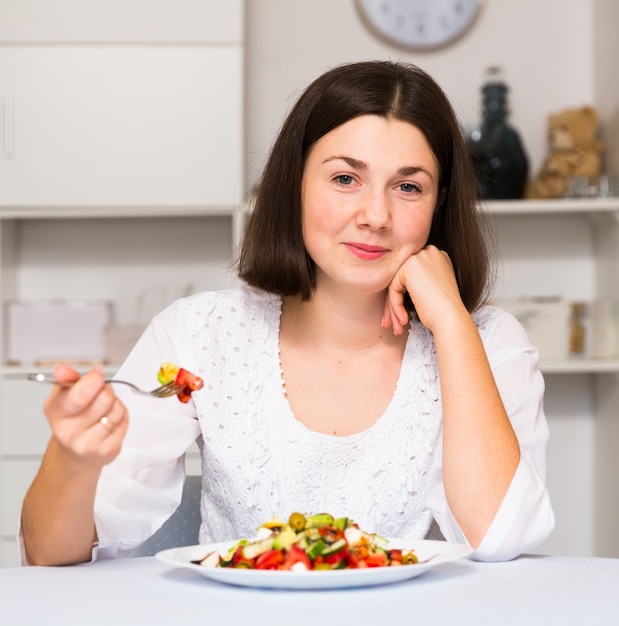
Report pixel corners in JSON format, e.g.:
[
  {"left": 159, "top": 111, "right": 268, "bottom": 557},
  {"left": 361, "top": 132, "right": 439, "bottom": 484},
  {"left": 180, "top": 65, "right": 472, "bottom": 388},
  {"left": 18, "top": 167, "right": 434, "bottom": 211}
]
[
  {"left": 483, "top": 198, "right": 619, "bottom": 215},
  {"left": 1, "top": 365, "right": 121, "bottom": 377},
  {"left": 0, "top": 205, "right": 238, "bottom": 220},
  {"left": 5, "top": 358, "right": 619, "bottom": 378},
  {"left": 540, "top": 359, "right": 619, "bottom": 374},
  {"left": 3, "top": 199, "right": 617, "bottom": 221}
]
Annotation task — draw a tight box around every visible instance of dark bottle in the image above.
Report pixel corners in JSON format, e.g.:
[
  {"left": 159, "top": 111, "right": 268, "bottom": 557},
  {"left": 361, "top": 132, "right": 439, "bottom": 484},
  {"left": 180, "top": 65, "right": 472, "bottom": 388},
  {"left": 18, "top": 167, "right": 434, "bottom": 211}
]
[{"left": 467, "top": 67, "right": 529, "bottom": 200}]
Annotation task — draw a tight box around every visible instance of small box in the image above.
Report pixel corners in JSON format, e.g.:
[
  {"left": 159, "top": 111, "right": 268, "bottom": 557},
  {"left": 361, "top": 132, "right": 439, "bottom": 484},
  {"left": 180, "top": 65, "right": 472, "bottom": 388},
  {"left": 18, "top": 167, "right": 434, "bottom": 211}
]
[
  {"left": 5, "top": 300, "right": 113, "bottom": 366},
  {"left": 500, "top": 298, "right": 572, "bottom": 361}
]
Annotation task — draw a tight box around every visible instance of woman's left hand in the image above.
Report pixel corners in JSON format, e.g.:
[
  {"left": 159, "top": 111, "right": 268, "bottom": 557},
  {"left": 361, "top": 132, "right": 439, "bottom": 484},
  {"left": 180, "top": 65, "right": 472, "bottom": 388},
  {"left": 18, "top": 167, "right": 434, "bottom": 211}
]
[{"left": 382, "top": 245, "right": 466, "bottom": 335}]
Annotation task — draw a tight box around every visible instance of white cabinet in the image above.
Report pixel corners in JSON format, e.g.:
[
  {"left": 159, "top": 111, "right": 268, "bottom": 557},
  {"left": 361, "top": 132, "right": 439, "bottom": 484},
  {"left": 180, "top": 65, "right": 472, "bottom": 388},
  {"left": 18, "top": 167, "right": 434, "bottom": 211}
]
[
  {"left": 0, "top": 0, "right": 244, "bottom": 208},
  {"left": 0, "top": 46, "right": 243, "bottom": 207},
  {"left": 0, "top": 374, "right": 50, "bottom": 567},
  {"left": 0, "top": 0, "right": 243, "bottom": 43},
  {"left": 0, "top": 0, "right": 244, "bottom": 566}
]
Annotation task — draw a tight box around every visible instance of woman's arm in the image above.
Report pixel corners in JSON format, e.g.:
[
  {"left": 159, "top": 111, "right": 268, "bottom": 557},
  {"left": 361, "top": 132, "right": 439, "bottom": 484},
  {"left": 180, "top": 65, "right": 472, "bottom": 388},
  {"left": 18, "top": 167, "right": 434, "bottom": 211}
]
[
  {"left": 20, "top": 364, "right": 128, "bottom": 565},
  {"left": 384, "top": 245, "right": 520, "bottom": 547},
  {"left": 431, "top": 308, "right": 520, "bottom": 546}
]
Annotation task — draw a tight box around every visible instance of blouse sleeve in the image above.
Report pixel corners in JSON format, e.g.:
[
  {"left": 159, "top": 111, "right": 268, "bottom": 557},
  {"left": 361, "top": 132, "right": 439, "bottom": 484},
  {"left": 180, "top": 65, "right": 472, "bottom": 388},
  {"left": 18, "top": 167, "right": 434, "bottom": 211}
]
[
  {"left": 428, "top": 307, "right": 555, "bottom": 561},
  {"left": 92, "top": 299, "right": 202, "bottom": 560}
]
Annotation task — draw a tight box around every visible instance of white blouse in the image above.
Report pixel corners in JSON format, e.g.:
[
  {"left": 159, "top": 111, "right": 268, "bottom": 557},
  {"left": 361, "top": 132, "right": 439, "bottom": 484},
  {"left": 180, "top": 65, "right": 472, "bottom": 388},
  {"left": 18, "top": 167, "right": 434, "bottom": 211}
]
[{"left": 90, "top": 284, "right": 553, "bottom": 562}]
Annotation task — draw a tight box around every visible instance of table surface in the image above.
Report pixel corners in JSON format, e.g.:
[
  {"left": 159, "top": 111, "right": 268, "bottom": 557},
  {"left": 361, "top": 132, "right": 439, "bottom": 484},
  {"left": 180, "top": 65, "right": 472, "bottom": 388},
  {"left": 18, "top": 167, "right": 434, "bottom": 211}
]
[{"left": 1, "top": 553, "right": 618, "bottom": 626}]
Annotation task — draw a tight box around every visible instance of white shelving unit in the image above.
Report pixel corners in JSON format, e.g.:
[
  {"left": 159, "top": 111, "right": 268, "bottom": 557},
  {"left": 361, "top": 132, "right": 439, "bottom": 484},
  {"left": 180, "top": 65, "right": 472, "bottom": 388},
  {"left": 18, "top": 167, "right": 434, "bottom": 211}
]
[
  {"left": 0, "top": 0, "right": 244, "bottom": 567},
  {"left": 485, "top": 197, "right": 619, "bottom": 215},
  {"left": 487, "top": 198, "right": 619, "bottom": 558},
  {"left": 487, "top": 197, "right": 619, "bottom": 371}
]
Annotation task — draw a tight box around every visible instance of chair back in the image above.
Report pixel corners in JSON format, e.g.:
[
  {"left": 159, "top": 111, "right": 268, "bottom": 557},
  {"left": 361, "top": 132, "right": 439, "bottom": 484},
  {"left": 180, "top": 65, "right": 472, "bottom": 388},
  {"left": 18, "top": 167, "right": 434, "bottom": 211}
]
[{"left": 131, "top": 474, "right": 202, "bottom": 557}]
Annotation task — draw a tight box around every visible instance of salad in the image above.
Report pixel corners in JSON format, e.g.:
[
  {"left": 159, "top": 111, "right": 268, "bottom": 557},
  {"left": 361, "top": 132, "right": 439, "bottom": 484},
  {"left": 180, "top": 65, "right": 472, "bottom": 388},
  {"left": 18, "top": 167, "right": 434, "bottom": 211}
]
[
  {"left": 157, "top": 362, "right": 204, "bottom": 403},
  {"left": 193, "top": 513, "right": 418, "bottom": 571}
]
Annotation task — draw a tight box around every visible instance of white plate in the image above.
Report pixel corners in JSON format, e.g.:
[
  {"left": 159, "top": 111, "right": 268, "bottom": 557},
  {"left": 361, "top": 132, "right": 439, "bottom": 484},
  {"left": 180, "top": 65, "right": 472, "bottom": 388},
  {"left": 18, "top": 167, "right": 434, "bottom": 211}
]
[{"left": 156, "top": 538, "right": 473, "bottom": 589}]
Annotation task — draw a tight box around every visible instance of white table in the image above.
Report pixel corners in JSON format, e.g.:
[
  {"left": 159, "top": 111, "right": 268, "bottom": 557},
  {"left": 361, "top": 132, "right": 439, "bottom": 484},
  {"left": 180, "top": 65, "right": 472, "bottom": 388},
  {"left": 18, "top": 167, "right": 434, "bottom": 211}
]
[{"left": 1, "top": 554, "right": 617, "bottom": 625}]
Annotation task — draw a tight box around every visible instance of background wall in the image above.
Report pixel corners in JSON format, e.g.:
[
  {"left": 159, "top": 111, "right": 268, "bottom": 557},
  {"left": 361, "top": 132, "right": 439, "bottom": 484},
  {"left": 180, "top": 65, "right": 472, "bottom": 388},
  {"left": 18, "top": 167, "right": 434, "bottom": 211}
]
[
  {"left": 243, "top": 0, "right": 619, "bottom": 557},
  {"left": 244, "top": 0, "right": 599, "bottom": 191}
]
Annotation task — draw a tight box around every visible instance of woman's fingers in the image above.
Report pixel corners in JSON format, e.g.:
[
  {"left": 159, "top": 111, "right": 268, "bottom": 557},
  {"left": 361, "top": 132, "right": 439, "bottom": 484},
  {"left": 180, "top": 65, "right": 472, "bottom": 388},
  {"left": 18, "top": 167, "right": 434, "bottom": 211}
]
[
  {"left": 73, "top": 396, "right": 129, "bottom": 464},
  {"left": 52, "top": 362, "right": 82, "bottom": 384},
  {"left": 48, "top": 367, "right": 108, "bottom": 418},
  {"left": 385, "top": 245, "right": 462, "bottom": 332},
  {"left": 43, "top": 364, "right": 128, "bottom": 465},
  {"left": 383, "top": 269, "right": 410, "bottom": 336}
]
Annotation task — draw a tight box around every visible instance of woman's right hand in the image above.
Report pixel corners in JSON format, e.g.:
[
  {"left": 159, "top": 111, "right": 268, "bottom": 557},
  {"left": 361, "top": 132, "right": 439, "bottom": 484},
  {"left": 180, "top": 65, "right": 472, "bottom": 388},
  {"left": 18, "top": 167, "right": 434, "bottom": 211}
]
[
  {"left": 44, "top": 363, "right": 129, "bottom": 468},
  {"left": 21, "top": 363, "right": 128, "bottom": 565}
]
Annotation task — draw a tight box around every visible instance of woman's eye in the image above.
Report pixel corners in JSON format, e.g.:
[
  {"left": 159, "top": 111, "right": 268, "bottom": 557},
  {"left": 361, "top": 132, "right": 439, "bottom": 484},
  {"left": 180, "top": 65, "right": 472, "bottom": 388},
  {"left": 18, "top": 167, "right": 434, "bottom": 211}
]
[
  {"left": 399, "top": 182, "right": 420, "bottom": 194},
  {"left": 334, "top": 174, "right": 355, "bottom": 186}
]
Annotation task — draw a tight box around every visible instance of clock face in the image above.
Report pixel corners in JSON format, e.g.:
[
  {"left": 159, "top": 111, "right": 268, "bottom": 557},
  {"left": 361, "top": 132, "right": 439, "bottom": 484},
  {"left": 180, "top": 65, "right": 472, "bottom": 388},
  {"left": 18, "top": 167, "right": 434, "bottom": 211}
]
[{"left": 356, "top": 0, "right": 483, "bottom": 50}]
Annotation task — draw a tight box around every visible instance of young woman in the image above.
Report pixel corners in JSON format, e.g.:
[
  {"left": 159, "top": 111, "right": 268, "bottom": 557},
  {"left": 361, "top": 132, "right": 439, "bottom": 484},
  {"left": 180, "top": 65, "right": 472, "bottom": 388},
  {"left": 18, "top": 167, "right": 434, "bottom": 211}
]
[{"left": 20, "top": 61, "right": 553, "bottom": 566}]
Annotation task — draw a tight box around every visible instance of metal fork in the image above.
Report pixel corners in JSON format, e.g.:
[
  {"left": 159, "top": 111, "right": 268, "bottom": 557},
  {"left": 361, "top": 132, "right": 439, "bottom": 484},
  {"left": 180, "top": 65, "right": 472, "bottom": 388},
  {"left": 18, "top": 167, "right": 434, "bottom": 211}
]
[{"left": 26, "top": 373, "right": 181, "bottom": 398}]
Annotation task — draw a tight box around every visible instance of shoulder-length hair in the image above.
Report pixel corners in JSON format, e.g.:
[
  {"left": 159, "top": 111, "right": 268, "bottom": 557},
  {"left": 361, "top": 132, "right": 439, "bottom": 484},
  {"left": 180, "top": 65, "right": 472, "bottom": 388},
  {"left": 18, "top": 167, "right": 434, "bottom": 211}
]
[{"left": 237, "top": 60, "right": 494, "bottom": 312}]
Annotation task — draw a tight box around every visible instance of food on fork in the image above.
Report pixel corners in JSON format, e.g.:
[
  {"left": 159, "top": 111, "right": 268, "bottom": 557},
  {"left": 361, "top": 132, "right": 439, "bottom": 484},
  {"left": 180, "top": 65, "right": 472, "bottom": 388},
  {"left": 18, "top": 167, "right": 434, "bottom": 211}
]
[
  {"left": 193, "top": 512, "right": 418, "bottom": 571},
  {"left": 157, "top": 362, "right": 204, "bottom": 403}
]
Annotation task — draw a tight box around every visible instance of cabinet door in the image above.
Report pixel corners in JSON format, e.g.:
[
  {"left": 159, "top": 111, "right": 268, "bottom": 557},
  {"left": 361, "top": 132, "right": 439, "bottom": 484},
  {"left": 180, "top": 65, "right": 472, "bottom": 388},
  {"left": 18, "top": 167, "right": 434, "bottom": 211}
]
[
  {"left": 0, "top": 460, "right": 40, "bottom": 536},
  {"left": 0, "top": 0, "right": 243, "bottom": 43},
  {"left": 0, "top": 378, "right": 51, "bottom": 455},
  {"left": 0, "top": 45, "right": 243, "bottom": 207}
]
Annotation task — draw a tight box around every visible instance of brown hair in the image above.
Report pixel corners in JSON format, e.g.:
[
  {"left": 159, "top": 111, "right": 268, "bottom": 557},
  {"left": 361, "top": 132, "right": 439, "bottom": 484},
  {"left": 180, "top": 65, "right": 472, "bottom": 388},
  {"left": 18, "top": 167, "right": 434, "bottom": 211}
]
[{"left": 237, "top": 60, "right": 494, "bottom": 312}]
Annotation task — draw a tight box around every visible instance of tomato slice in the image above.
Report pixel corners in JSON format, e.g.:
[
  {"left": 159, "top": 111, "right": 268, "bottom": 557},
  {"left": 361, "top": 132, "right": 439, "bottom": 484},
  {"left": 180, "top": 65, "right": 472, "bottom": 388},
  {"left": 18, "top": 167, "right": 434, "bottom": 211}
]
[
  {"left": 254, "top": 549, "right": 285, "bottom": 570},
  {"left": 176, "top": 388, "right": 193, "bottom": 404},
  {"left": 318, "top": 526, "right": 344, "bottom": 542},
  {"left": 281, "top": 545, "right": 311, "bottom": 570},
  {"left": 176, "top": 368, "right": 204, "bottom": 403},
  {"left": 176, "top": 367, "right": 204, "bottom": 391},
  {"left": 323, "top": 549, "right": 348, "bottom": 567},
  {"left": 365, "top": 552, "right": 388, "bottom": 567}
]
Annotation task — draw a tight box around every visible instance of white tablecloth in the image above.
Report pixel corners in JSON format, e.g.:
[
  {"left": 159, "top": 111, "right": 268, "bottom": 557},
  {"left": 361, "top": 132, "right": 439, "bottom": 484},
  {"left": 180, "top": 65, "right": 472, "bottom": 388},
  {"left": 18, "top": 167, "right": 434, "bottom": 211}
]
[{"left": 1, "top": 554, "right": 617, "bottom": 625}]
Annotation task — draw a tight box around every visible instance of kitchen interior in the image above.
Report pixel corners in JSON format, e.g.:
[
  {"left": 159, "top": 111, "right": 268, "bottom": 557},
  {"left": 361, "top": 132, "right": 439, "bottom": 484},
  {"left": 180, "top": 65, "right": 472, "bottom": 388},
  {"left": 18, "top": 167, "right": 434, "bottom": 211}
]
[{"left": 0, "top": 0, "right": 618, "bottom": 567}]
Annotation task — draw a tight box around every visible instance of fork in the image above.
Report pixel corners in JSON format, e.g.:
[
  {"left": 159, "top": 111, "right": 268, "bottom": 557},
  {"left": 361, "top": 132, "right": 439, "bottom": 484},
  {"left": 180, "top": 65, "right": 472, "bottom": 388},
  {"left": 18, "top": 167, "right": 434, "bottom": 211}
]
[{"left": 26, "top": 373, "right": 181, "bottom": 398}]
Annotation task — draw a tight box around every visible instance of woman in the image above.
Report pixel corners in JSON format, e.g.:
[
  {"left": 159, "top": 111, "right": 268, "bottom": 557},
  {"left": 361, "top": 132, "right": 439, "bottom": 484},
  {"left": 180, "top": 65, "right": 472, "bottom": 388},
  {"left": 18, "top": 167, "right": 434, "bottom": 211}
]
[{"left": 20, "top": 61, "right": 554, "bottom": 566}]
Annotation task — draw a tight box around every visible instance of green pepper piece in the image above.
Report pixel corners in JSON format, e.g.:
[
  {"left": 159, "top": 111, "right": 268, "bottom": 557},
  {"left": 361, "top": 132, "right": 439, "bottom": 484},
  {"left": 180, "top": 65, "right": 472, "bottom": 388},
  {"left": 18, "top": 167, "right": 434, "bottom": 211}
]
[
  {"left": 306, "top": 538, "right": 326, "bottom": 560},
  {"left": 306, "top": 513, "right": 334, "bottom": 528}
]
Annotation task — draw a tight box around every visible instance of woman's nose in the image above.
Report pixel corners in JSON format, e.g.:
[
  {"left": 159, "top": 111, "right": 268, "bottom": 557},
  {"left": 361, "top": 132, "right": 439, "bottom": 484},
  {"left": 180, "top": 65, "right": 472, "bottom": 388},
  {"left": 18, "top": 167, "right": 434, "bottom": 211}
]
[{"left": 357, "top": 189, "right": 391, "bottom": 229}]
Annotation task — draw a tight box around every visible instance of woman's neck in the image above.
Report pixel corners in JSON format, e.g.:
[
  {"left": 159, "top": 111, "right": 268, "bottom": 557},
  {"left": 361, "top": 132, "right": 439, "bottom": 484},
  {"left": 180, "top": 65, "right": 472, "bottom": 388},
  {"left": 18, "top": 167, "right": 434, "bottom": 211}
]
[{"left": 281, "top": 289, "right": 404, "bottom": 353}]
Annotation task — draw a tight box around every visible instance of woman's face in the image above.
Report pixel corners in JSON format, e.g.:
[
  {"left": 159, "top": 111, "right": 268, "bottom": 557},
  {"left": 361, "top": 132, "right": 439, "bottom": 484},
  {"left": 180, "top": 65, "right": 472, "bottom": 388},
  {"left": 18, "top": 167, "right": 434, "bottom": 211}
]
[{"left": 301, "top": 114, "right": 440, "bottom": 296}]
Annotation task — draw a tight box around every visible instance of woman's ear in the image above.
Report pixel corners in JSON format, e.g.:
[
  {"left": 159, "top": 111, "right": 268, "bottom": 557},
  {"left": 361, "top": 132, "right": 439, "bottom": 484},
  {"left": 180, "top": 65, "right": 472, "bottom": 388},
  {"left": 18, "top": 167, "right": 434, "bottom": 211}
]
[{"left": 437, "top": 187, "right": 447, "bottom": 210}]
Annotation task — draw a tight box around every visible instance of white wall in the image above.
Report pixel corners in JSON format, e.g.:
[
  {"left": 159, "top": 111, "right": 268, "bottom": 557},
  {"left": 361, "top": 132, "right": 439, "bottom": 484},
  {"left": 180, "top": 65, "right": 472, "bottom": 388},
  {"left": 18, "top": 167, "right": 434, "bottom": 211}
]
[
  {"left": 595, "top": 0, "right": 619, "bottom": 178},
  {"left": 244, "top": 0, "right": 596, "bottom": 191}
]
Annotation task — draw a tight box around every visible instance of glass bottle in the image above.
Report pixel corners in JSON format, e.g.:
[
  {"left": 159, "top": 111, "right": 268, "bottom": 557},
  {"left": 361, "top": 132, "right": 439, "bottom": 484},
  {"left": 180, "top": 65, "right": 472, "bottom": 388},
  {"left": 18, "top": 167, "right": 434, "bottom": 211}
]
[
  {"left": 569, "top": 302, "right": 587, "bottom": 357},
  {"left": 467, "top": 67, "right": 529, "bottom": 200}
]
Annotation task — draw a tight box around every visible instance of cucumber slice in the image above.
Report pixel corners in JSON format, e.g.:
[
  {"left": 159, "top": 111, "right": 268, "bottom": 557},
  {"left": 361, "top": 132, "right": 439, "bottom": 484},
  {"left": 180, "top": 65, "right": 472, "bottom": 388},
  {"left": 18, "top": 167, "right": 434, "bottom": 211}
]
[
  {"left": 321, "top": 538, "right": 347, "bottom": 556},
  {"left": 241, "top": 538, "right": 274, "bottom": 560}
]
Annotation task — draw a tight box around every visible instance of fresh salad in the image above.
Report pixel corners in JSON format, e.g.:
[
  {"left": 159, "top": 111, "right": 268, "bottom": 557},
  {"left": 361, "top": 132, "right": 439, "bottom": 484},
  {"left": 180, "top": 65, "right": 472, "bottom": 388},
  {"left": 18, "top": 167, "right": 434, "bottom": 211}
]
[
  {"left": 193, "top": 513, "right": 418, "bottom": 571},
  {"left": 157, "top": 362, "right": 204, "bottom": 403}
]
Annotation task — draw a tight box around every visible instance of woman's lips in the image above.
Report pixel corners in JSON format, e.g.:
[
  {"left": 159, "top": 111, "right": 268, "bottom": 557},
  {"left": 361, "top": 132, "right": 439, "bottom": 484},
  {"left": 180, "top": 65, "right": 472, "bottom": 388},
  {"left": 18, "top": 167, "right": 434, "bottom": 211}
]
[{"left": 344, "top": 242, "right": 389, "bottom": 261}]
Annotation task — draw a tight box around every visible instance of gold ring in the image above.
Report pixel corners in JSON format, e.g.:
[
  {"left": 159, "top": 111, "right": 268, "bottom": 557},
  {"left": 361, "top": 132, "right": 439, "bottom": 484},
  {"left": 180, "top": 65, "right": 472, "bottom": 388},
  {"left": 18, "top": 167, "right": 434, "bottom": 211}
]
[{"left": 99, "top": 416, "right": 116, "bottom": 433}]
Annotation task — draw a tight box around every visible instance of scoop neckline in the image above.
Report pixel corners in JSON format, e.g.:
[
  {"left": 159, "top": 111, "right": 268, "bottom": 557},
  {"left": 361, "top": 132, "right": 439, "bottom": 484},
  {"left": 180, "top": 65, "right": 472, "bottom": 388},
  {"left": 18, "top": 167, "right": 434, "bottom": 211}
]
[{"left": 270, "top": 298, "right": 415, "bottom": 442}]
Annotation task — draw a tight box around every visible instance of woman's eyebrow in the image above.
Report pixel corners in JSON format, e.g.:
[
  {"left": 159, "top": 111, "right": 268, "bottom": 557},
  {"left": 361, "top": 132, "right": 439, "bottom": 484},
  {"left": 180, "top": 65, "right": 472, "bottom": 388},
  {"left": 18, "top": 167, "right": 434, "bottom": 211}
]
[
  {"left": 398, "top": 165, "right": 435, "bottom": 181},
  {"left": 322, "top": 155, "right": 368, "bottom": 170}
]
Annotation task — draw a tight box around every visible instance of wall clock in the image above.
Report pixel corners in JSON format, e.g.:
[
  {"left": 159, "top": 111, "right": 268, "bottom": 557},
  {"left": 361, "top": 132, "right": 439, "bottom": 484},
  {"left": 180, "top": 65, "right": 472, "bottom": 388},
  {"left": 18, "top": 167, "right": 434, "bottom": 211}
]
[{"left": 355, "top": 0, "right": 484, "bottom": 51}]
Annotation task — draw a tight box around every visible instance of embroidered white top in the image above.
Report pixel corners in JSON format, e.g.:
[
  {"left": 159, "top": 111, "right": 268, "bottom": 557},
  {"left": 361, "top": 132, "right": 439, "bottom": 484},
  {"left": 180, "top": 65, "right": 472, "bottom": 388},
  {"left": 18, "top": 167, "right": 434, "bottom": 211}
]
[{"left": 90, "top": 284, "right": 554, "bottom": 562}]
